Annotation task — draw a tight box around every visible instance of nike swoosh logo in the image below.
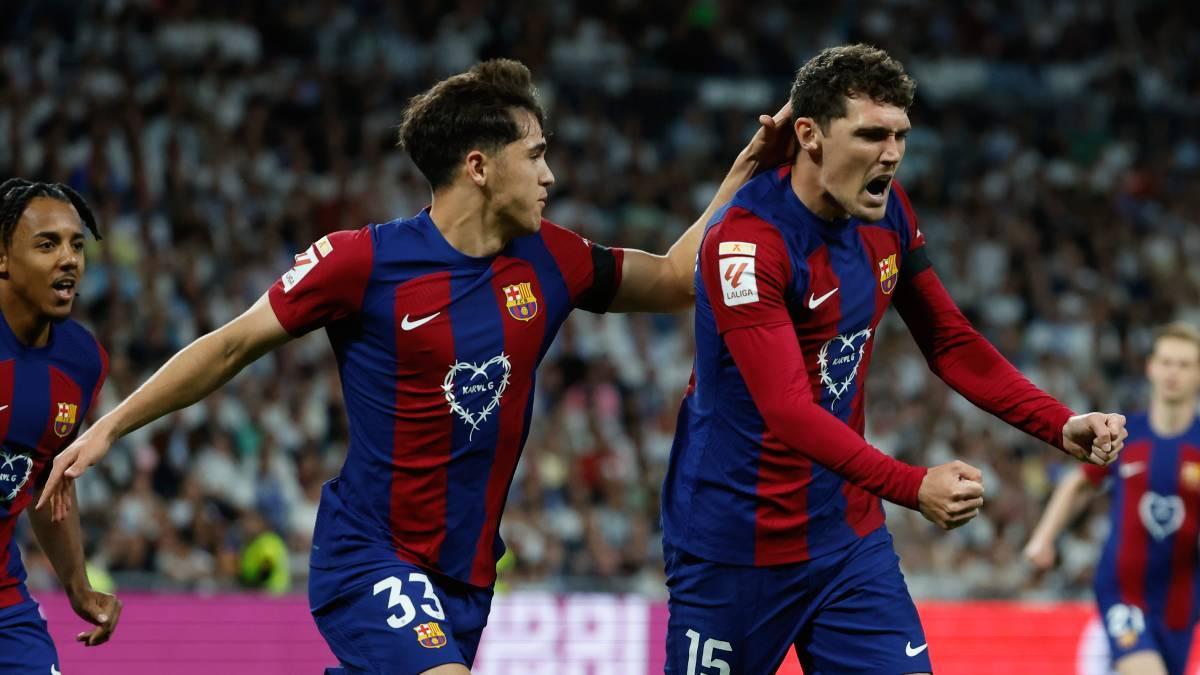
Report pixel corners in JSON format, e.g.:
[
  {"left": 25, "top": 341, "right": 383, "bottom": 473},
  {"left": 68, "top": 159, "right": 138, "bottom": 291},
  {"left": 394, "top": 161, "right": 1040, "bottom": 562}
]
[
  {"left": 0, "top": 405, "right": 7, "bottom": 412},
  {"left": 808, "top": 287, "right": 838, "bottom": 309},
  {"left": 906, "top": 642, "right": 928, "bottom": 657},
  {"left": 1119, "top": 461, "right": 1147, "bottom": 479},
  {"left": 401, "top": 312, "right": 441, "bottom": 331}
]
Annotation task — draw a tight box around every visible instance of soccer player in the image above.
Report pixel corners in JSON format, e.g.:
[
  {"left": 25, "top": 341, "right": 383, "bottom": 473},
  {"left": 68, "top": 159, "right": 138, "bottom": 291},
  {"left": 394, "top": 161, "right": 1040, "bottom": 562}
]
[
  {"left": 659, "top": 44, "right": 1128, "bottom": 675},
  {"left": 36, "top": 60, "right": 792, "bottom": 675},
  {"left": 0, "top": 179, "right": 122, "bottom": 672},
  {"left": 1024, "top": 323, "right": 1200, "bottom": 675}
]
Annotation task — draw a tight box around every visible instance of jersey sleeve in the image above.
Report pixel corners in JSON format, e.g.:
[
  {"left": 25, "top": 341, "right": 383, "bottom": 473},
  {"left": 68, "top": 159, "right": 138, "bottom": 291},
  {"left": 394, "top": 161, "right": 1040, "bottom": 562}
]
[
  {"left": 700, "top": 208, "right": 795, "bottom": 334},
  {"left": 893, "top": 264, "right": 1075, "bottom": 450},
  {"left": 267, "top": 227, "right": 374, "bottom": 336},
  {"left": 724, "top": 322, "right": 928, "bottom": 509},
  {"left": 539, "top": 220, "right": 625, "bottom": 313},
  {"left": 891, "top": 180, "right": 927, "bottom": 254}
]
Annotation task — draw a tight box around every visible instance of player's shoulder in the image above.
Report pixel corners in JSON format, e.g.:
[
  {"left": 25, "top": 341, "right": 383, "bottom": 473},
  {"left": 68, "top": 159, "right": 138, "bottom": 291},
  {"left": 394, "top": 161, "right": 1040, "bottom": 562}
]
[
  {"left": 519, "top": 219, "right": 596, "bottom": 265},
  {"left": 52, "top": 318, "right": 106, "bottom": 371},
  {"left": 727, "top": 166, "right": 790, "bottom": 222},
  {"left": 1183, "top": 414, "right": 1200, "bottom": 443},
  {"left": 713, "top": 171, "right": 787, "bottom": 235},
  {"left": 883, "top": 179, "right": 919, "bottom": 231},
  {"left": 703, "top": 171, "right": 796, "bottom": 259},
  {"left": 532, "top": 218, "right": 588, "bottom": 247},
  {"left": 1120, "top": 412, "right": 1152, "bottom": 440}
]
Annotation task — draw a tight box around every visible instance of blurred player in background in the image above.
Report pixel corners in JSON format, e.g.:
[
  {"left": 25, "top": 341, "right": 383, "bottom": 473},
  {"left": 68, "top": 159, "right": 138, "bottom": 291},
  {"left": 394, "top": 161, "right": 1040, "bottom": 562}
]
[
  {"left": 0, "top": 179, "right": 121, "bottom": 672},
  {"left": 37, "top": 60, "right": 792, "bottom": 675},
  {"left": 660, "top": 44, "right": 1128, "bottom": 675},
  {"left": 1026, "top": 323, "right": 1200, "bottom": 675}
]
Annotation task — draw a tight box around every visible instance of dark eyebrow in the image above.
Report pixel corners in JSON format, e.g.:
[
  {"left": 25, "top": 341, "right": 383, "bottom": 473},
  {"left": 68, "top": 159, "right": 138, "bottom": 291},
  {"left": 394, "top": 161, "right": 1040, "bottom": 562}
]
[
  {"left": 528, "top": 140, "right": 548, "bottom": 154},
  {"left": 32, "top": 229, "right": 84, "bottom": 241},
  {"left": 854, "top": 125, "right": 911, "bottom": 137}
]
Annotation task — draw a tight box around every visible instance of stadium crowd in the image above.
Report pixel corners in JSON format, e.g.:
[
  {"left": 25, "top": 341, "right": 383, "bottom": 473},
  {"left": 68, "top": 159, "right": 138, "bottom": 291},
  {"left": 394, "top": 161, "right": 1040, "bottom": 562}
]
[{"left": 2, "top": 0, "right": 1198, "bottom": 601}]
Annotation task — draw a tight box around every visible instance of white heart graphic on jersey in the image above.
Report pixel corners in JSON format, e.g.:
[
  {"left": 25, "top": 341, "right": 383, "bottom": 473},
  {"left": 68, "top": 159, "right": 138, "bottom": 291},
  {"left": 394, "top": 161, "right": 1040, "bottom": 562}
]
[
  {"left": 1138, "top": 492, "right": 1184, "bottom": 540},
  {"left": 817, "top": 328, "right": 873, "bottom": 402},
  {"left": 443, "top": 353, "right": 511, "bottom": 441},
  {"left": 0, "top": 450, "right": 34, "bottom": 502}
]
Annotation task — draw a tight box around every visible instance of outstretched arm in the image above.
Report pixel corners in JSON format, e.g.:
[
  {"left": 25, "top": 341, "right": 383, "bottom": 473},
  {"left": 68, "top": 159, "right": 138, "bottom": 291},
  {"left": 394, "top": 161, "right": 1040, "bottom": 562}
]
[
  {"left": 28, "top": 482, "right": 121, "bottom": 645},
  {"left": 1023, "top": 467, "right": 1098, "bottom": 570},
  {"left": 893, "top": 255, "right": 1126, "bottom": 464},
  {"left": 40, "top": 227, "right": 375, "bottom": 517},
  {"left": 38, "top": 295, "right": 292, "bottom": 516},
  {"left": 609, "top": 104, "right": 794, "bottom": 313}
]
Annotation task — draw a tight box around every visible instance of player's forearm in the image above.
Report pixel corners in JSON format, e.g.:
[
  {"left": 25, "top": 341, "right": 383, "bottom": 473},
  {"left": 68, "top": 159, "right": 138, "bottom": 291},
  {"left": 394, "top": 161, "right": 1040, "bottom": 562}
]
[
  {"left": 896, "top": 268, "right": 1074, "bottom": 448},
  {"left": 97, "top": 304, "right": 286, "bottom": 441},
  {"left": 664, "top": 145, "right": 770, "bottom": 290},
  {"left": 1029, "top": 468, "right": 1094, "bottom": 546},
  {"left": 28, "top": 484, "right": 89, "bottom": 595}
]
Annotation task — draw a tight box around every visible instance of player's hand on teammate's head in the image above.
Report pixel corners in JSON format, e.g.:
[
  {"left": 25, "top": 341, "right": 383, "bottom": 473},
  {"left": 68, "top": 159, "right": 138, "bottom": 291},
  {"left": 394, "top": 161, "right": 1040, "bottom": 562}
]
[
  {"left": 1061, "top": 412, "right": 1128, "bottom": 466},
  {"left": 917, "top": 460, "right": 985, "bottom": 530},
  {"left": 744, "top": 102, "right": 795, "bottom": 171},
  {"left": 36, "top": 423, "right": 113, "bottom": 520},
  {"left": 70, "top": 588, "right": 121, "bottom": 646}
]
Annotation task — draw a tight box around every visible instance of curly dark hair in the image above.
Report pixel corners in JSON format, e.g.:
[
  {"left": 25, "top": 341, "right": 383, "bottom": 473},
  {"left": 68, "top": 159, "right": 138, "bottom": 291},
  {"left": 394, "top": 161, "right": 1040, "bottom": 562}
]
[
  {"left": 0, "top": 178, "right": 101, "bottom": 247},
  {"left": 398, "top": 59, "right": 546, "bottom": 191},
  {"left": 790, "top": 44, "right": 916, "bottom": 131}
]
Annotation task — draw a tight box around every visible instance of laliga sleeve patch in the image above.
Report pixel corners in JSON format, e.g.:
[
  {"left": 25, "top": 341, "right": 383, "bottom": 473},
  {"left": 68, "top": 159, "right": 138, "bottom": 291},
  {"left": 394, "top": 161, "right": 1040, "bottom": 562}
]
[
  {"left": 281, "top": 235, "right": 335, "bottom": 293},
  {"left": 719, "top": 256, "right": 758, "bottom": 306}
]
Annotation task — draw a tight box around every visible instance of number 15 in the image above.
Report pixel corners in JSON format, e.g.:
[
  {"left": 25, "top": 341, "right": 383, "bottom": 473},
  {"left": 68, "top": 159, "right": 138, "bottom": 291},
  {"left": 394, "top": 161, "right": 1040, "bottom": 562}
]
[{"left": 686, "top": 629, "right": 732, "bottom": 675}]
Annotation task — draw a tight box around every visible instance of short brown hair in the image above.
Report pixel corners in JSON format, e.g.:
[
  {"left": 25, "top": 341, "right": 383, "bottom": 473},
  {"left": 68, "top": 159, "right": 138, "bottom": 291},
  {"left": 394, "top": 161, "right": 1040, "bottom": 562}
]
[
  {"left": 790, "top": 44, "right": 916, "bottom": 131},
  {"left": 1154, "top": 322, "right": 1200, "bottom": 353},
  {"left": 398, "top": 59, "right": 546, "bottom": 191}
]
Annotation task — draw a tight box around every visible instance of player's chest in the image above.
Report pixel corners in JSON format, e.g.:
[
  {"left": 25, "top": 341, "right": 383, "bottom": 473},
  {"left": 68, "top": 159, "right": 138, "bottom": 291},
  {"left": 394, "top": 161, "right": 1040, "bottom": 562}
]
[
  {"left": 369, "top": 260, "right": 564, "bottom": 371},
  {"left": 1123, "top": 441, "right": 1200, "bottom": 541},
  {"left": 788, "top": 229, "right": 903, "bottom": 336},
  {"left": 0, "top": 358, "right": 88, "bottom": 505}
]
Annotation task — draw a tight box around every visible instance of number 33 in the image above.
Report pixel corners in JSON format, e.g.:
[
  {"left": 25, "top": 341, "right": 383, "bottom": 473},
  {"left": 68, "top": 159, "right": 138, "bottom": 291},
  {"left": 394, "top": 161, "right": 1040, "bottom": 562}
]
[{"left": 372, "top": 573, "right": 446, "bottom": 629}]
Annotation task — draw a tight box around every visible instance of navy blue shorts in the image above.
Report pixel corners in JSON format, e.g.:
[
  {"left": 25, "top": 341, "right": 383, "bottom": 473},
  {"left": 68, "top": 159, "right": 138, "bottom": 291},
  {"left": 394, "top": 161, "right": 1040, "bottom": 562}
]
[
  {"left": 1094, "top": 593, "right": 1193, "bottom": 675},
  {"left": 0, "top": 600, "right": 60, "bottom": 674},
  {"left": 665, "top": 526, "right": 931, "bottom": 675},
  {"left": 311, "top": 561, "right": 493, "bottom": 675}
]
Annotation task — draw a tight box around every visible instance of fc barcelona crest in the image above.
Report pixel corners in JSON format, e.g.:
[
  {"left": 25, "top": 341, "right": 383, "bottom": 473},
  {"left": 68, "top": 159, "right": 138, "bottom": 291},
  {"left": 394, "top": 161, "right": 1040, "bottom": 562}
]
[
  {"left": 53, "top": 402, "right": 78, "bottom": 438},
  {"left": 878, "top": 253, "right": 899, "bottom": 295},
  {"left": 414, "top": 621, "right": 448, "bottom": 649},
  {"left": 503, "top": 282, "right": 539, "bottom": 322}
]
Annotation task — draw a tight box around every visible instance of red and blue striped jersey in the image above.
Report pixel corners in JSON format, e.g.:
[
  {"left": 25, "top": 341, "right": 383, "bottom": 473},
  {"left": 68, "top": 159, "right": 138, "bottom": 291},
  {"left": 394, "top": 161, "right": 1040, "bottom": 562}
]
[
  {"left": 662, "top": 166, "right": 1073, "bottom": 567},
  {"left": 1086, "top": 414, "right": 1200, "bottom": 629},
  {"left": 268, "top": 210, "right": 622, "bottom": 588},
  {"left": 0, "top": 314, "right": 107, "bottom": 608}
]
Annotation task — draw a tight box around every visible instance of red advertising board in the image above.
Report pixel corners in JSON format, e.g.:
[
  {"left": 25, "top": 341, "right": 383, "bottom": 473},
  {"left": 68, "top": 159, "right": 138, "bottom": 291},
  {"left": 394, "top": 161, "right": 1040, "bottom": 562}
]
[{"left": 34, "top": 593, "right": 1197, "bottom": 674}]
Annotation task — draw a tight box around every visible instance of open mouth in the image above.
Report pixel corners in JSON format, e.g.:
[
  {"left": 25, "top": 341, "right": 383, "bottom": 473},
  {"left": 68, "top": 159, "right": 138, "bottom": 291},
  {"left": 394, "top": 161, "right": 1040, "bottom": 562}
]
[
  {"left": 865, "top": 175, "right": 892, "bottom": 198},
  {"left": 51, "top": 278, "right": 76, "bottom": 301}
]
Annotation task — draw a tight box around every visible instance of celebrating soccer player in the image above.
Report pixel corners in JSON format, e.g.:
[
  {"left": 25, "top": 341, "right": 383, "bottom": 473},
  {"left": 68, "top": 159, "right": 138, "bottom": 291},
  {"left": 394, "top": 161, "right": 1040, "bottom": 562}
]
[
  {"left": 658, "top": 44, "right": 1128, "bottom": 674},
  {"left": 36, "top": 60, "right": 792, "bottom": 675},
  {"left": 1025, "top": 323, "right": 1200, "bottom": 675},
  {"left": 0, "top": 180, "right": 121, "bottom": 672}
]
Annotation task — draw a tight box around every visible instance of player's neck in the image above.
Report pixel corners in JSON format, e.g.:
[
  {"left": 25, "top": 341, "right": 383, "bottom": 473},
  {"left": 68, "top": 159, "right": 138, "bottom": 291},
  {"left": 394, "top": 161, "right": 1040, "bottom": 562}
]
[
  {"left": 1149, "top": 397, "right": 1197, "bottom": 438},
  {"left": 428, "top": 187, "right": 510, "bottom": 258},
  {"left": 0, "top": 287, "right": 52, "bottom": 347},
  {"left": 790, "top": 155, "right": 849, "bottom": 222}
]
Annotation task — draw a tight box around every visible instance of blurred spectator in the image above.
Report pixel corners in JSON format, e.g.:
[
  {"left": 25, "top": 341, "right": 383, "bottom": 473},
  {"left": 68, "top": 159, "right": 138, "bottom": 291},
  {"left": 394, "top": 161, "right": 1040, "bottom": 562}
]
[{"left": 1, "top": 0, "right": 1197, "bottom": 602}]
